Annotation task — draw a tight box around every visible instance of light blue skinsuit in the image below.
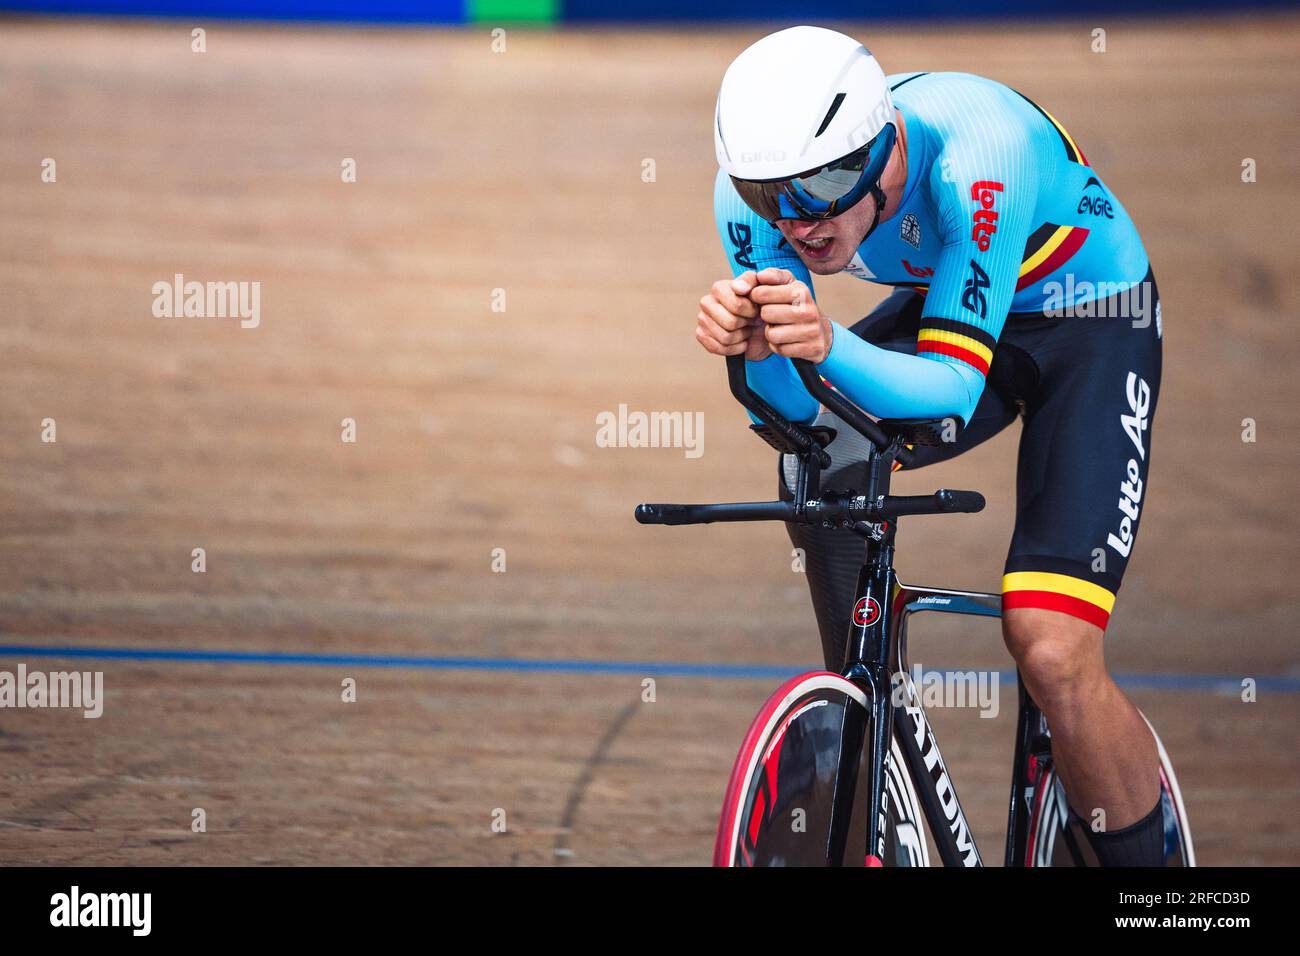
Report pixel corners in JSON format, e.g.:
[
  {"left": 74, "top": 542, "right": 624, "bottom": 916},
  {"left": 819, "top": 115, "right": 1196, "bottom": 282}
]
[{"left": 712, "top": 71, "right": 1150, "bottom": 428}]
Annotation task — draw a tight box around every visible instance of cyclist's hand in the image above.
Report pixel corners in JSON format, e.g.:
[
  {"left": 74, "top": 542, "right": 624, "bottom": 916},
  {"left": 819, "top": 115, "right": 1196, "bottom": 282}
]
[
  {"left": 749, "top": 268, "right": 833, "bottom": 363},
  {"left": 696, "top": 271, "right": 771, "bottom": 361}
]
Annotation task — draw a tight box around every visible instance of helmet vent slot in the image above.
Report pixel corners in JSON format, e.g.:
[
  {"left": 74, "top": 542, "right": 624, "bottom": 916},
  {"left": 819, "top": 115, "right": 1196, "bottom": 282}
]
[{"left": 814, "top": 93, "right": 847, "bottom": 138}]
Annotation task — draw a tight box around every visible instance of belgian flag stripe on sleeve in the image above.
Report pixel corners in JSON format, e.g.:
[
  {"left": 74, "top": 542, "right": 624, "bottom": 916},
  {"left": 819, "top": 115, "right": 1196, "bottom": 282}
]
[{"left": 917, "top": 318, "right": 996, "bottom": 376}]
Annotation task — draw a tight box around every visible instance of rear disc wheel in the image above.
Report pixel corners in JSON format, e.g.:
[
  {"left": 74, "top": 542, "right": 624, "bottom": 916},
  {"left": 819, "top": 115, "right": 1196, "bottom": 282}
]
[{"left": 1026, "top": 716, "right": 1194, "bottom": 867}]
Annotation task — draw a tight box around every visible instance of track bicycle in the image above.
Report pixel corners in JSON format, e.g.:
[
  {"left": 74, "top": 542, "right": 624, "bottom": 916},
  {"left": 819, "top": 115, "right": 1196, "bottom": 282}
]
[{"left": 635, "top": 354, "right": 1194, "bottom": 867}]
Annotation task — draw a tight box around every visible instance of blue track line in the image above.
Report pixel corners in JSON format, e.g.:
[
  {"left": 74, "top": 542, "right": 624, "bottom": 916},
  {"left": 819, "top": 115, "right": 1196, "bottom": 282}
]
[{"left": 0, "top": 643, "right": 1293, "bottom": 693}]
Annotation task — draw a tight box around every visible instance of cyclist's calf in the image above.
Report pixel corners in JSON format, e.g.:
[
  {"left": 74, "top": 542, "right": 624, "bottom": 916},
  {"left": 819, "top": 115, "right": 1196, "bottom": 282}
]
[{"left": 1003, "top": 606, "right": 1162, "bottom": 842}]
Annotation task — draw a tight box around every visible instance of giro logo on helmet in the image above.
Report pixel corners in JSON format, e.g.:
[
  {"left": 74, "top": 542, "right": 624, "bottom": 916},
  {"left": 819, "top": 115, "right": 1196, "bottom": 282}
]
[
  {"left": 863, "top": 97, "right": 894, "bottom": 138},
  {"left": 741, "top": 150, "right": 786, "bottom": 163}
]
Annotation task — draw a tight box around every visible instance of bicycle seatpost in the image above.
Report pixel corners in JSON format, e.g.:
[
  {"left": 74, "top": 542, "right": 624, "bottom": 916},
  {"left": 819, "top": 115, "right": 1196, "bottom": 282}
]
[{"left": 789, "top": 358, "right": 914, "bottom": 469}]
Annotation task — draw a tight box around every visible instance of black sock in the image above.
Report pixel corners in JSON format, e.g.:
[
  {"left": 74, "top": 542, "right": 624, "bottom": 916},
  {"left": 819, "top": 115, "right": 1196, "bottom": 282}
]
[{"left": 1079, "top": 797, "right": 1166, "bottom": 867}]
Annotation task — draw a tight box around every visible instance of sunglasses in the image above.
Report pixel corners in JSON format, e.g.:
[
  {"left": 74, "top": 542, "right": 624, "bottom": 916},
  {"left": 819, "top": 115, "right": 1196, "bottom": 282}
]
[{"left": 729, "top": 123, "right": 897, "bottom": 223}]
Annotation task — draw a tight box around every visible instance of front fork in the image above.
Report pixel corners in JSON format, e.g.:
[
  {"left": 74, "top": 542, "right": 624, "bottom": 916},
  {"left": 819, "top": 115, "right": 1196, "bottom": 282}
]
[
  {"left": 828, "top": 537, "right": 897, "bottom": 865},
  {"left": 839, "top": 547, "right": 1013, "bottom": 868}
]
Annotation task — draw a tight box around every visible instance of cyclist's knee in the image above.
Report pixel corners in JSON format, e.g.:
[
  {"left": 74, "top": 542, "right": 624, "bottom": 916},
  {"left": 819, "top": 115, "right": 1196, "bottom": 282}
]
[{"left": 1003, "top": 608, "right": 1105, "bottom": 712}]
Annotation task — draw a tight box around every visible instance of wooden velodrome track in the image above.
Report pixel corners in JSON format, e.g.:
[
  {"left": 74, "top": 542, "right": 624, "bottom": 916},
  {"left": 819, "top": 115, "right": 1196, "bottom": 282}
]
[{"left": 0, "top": 13, "right": 1297, "bottom": 865}]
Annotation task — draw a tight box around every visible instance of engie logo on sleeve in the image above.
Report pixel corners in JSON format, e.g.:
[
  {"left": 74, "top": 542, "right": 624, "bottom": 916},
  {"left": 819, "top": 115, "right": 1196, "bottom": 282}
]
[{"left": 50, "top": 886, "right": 151, "bottom": 937}]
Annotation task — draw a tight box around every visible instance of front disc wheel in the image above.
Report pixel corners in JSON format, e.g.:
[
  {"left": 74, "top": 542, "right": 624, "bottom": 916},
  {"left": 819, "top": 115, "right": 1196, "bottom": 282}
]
[{"left": 714, "top": 671, "right": 928, "bottom": 866}]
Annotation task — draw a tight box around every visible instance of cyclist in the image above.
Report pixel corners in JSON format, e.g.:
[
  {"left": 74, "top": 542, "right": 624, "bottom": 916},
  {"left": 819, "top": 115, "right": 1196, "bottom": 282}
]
[{"left": 696, "top": 26, "right": 1165, "bottom": 866}]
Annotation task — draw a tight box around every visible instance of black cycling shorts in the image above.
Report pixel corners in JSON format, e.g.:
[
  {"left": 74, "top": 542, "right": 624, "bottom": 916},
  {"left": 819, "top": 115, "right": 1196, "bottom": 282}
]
[{"left": 783, "top": 270, "right": 1161, "bottom": 653}]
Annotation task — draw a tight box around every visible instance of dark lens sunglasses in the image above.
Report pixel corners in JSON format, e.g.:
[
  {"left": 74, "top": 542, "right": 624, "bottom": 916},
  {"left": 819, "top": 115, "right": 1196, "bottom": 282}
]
[{"left": 730, "top": 123, "right": 897, "bottom": 223}]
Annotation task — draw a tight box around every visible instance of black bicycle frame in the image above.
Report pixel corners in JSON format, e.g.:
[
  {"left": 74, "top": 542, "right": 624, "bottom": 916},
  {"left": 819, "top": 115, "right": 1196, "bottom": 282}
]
[
  {"left": 818, "top": 421, "right": 1069, "bottom": 867},
  {"left": 637, "top": 354, "right": 1068, "bottom": 866}
]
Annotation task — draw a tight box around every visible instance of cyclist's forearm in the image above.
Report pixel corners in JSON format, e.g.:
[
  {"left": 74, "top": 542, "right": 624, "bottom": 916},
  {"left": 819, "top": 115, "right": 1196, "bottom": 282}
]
[
  {"left": 744, "top": 353, "right": 820, "bottom": 425},
  {"left": 817, "top": 321, "right": 983, "bottom": 423}
]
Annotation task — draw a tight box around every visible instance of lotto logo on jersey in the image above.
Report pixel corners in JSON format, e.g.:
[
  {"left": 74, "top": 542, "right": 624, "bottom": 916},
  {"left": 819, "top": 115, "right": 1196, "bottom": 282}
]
[
  {"left": 853, "top": 596, "right": 882, "bottom": 628},
  {"left": 902, "top": 259, "right": 934, "bottom": 278},
  {"left": 970, "top": 180, "right": 1003, "bottom": 251},
  {"left": 727, "top": 222, "right": 756, "bottom": 270},
  {"left": 961, "top": 259, "right": 990, "bottom": 319}
]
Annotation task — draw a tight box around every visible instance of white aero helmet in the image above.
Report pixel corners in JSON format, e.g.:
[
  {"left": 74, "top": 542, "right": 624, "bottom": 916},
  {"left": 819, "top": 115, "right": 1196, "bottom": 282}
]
[{"left": 714, "top": 26, "right": 897, "bottom": 226}]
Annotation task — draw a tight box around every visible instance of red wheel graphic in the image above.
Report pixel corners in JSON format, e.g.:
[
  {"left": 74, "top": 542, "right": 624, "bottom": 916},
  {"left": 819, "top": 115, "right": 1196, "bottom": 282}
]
[{"left": 714, "top": 671, "right": 928, "bottom": 866}]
